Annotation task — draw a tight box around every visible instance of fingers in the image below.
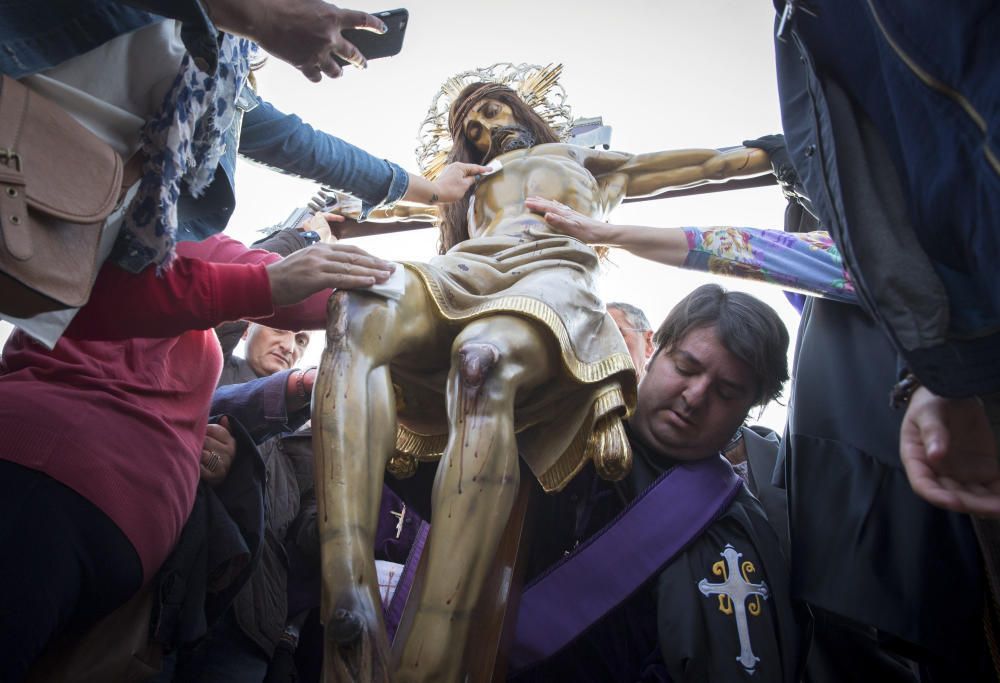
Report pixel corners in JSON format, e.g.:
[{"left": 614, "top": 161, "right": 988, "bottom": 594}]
[
  {"left": 299, "top": 63, "right": 323, "bottom": 83},
  {"left": 323, "top": 212, "right": 346, "bottom": 224},
  {"left": 316, "top": 51, "right": 345, "bottom": 79},
  {"left": 328, "top": 274, "right": 390, "bottom": 290},
  {"left": 330, "top": 39, "right": 365, "bottom": 70},
  {"left": 339, "top": 9, "right": 389, "bottom": 33},
  {"left": 317, "top": 243, "right": 395, "bottom": 273},
  {"left": 458, "top": 162, "right": 493, "bottom": 176}
]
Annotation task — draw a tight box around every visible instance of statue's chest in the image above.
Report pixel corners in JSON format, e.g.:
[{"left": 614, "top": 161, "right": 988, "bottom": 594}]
[{"left": 485, "top": 155, "right": 597, "bottom": 205}]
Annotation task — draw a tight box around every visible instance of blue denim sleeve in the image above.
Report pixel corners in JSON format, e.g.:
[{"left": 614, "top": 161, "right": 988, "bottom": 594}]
[
  {"left": 238, "top": 93, "right": 409, "bottom": 218},
  {"left": 211, "top": 370, "right": 309, "bottom": 444}
]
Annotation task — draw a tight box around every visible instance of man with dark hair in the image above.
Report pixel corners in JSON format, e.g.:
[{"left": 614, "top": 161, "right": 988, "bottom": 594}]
[
  {"left": 513, "top": 284, "right": 800, "bottom": 682},
  {"left": 607, "top": 301, "right": 654, "bottom": 381}
]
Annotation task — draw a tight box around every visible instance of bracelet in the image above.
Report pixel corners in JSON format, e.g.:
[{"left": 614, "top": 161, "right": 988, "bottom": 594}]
[
  {"left": 295, "top": 370, "right": 308, "bottom": 404},
  {"left": 295, "top": 367, "right": 317, "bottom": 404},
  {"left": 889, "top": 371, "right": 921, "bottom": 409}
]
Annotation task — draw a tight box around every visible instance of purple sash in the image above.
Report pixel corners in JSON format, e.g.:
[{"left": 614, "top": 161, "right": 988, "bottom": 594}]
[
  {"left": 385, "top": 520, "right": 429, "bottom": 643},
  {"left": 508, "top": 455, "right": 741, "bottom": 672}
]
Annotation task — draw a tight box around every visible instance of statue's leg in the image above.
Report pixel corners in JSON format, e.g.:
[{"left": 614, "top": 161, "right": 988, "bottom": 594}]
[
  {"left": 392, "top": 315, "right": 554, "bottom": 682},
  {"left": 313, "top": 275, "right": 444, "bottom": 682}
]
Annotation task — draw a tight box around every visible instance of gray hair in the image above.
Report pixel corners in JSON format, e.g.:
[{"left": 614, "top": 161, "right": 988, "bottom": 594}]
[
  {"left": 607, "top": 301, "right": 651, "bottom": 332},
  {"left": 652, "top": 284, "right": 789, "bottom": 406}
]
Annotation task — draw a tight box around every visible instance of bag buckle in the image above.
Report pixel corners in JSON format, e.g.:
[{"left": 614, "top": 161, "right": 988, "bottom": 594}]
[{"left": 0, "top": 148, "right": 21, "bottom": 173}]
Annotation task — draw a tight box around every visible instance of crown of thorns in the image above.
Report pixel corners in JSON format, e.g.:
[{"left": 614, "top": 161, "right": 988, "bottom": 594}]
[{"left": 415, "top": 63, "right": 572, "bottom": 179}]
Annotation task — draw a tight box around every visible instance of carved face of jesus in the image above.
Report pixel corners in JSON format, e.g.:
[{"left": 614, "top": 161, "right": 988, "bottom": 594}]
[{"left": 463, "top": 98, "right": 535, "bottom": 161}]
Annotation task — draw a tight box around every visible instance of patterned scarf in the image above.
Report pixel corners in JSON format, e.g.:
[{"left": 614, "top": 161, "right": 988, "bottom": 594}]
[{"left": 114, "top": 34, "right": 256, "bottom": 273}]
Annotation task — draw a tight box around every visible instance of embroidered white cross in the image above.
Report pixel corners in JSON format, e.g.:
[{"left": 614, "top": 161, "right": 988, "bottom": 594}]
[{"left": 698, "top": 544, "right": 770, "bottom": 674}]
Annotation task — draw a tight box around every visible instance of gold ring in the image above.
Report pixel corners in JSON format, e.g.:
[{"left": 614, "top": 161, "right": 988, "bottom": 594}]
[{"left": 205, "top": 450, "right": 221, "bottom": 472}]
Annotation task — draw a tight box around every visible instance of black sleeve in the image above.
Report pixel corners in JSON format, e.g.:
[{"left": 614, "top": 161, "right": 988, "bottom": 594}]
[{"left": 656, "top": 506, "right": 792, "bottom": 682}]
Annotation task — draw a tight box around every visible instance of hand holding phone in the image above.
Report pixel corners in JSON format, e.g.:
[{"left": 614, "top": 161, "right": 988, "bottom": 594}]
[{"left": 335, "top": 8, "right": 409, "bottom": 67}]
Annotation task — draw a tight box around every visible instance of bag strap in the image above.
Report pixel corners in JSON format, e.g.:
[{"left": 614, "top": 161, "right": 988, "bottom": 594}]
[{"left": 0, "top": 75, "right": 31, "bottom": 260}]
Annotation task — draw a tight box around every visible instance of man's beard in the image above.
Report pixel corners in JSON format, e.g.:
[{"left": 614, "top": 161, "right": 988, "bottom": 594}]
[{"left": 482, "top": 125, "right": 536, "bottom": 162}]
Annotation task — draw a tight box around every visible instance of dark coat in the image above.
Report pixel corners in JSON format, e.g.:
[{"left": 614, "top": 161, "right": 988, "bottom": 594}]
[{"left": 215, "top": 356, "right": 312, "bottom": 657}]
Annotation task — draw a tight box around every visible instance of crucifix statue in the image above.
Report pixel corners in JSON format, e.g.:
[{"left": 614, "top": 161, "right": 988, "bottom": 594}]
[{"left": 312, "top": 63, "right": 772, "bottom": 682}]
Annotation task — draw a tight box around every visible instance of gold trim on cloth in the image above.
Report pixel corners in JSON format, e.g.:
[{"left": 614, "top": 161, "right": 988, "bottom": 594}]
[{"left": 406, "top": 261, "right": 634, "bottom": 387}]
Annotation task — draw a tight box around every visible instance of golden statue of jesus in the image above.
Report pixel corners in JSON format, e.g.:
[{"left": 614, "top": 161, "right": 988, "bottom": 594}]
[{"left": 312, "top": 64, "right": 770, "bottom": 682}]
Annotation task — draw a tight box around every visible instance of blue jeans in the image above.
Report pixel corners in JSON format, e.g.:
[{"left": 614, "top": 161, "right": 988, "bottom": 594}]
[{"left": 0, "top": 460, "right": 143, "bottom": 682}]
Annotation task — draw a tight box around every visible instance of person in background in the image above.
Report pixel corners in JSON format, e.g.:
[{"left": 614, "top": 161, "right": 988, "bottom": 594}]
[{"left": 606, "top": 302, "right": 654, "bottom": 382}]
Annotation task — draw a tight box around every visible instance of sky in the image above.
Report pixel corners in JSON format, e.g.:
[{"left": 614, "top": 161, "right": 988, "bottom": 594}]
[{"left": 1, "top": 1, "right": 798, "bottom": 429}]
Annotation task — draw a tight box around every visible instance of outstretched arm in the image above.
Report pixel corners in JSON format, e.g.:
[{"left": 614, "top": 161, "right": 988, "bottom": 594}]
[
  {"left": 591, "top": 146, "right": 772, "bottom": 199},
  {"left": 524, "top": 197, "right": 856, "bottom": 303}
]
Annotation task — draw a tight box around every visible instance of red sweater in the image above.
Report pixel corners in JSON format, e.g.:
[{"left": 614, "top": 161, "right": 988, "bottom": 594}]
[{"left": 0, "top": 235, "right": 328, "bottom": 581}]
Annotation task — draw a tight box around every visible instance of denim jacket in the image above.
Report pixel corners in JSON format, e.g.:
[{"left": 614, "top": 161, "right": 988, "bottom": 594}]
[
  {"left": 0, "top": 0, "right": 214, "bottom": 77},
  {"left": 177, "top": 90, "right": 409, "bottom": 241},
  {"left": 0, "top": 1, "right": 409, "bottom": 242},
  {"left": 773, "top": 0, "right": 1000, "bottom": 397}
]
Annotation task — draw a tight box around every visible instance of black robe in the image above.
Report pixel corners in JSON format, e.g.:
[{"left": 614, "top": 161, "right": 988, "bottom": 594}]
[
  {"left": 784, "top": 296, "right": 987, "bottom": 679},
  {"left": 513, "top": 428, "right": 801, "bottom": 682}
]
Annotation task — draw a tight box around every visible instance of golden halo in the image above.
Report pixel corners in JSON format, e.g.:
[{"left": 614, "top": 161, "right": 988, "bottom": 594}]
[{"left": 415, "top": 63, "right": 572, "bottom": 180}]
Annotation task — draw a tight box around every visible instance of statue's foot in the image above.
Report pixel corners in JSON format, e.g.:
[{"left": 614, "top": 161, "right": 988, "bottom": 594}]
[{"left": 322, "top": 600, "right": 391, "bottom": 683}]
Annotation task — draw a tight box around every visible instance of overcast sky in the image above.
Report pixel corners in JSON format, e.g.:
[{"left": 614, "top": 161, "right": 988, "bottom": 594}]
[{"left": 2, "top": 1, "right": 798, "bottom": 429}]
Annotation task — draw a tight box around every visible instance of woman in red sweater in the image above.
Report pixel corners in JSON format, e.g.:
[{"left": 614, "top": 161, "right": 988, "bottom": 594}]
[{"left": 0, "top": 234, "right": 394, "bottom": 679}]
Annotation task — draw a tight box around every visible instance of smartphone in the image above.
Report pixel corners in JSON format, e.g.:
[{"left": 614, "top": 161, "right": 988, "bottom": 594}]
[{"left": 334, "top": 8, "right": 408, "bottom": 67}]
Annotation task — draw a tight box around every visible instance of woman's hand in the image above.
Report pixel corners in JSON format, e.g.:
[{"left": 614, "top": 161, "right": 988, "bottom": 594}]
[
  {"left": 524, "top": 196, "right": 616, "bottom": 244},
  {"left": 266, "top": 243, "right": 395, "bottom": 306},
  {"left": 431, "top": 162, "right": 493, "bottom": 204}
]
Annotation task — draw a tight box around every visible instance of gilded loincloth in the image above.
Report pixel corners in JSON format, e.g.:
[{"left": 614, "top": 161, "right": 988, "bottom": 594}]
[{"left": 390, "top": 234, "right": 637, "bottom": 492}]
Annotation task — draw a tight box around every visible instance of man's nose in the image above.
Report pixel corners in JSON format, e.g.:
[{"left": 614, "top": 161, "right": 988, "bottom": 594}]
[{"left": 682, "top": 377, "right": 711, "bottom": 410}]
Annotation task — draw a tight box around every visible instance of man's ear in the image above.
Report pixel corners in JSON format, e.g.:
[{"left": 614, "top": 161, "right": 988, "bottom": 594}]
[{"left": 642, "top": 330, "right": 655, "bottom": 360}]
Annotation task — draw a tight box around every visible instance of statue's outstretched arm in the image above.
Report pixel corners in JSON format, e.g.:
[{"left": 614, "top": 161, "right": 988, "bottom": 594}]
[
  {"left": 363, "top": 201, "right": 440, "bottom": 223},
  {"left": 593, "top": 146, "right": 772, "bottom": 199}
]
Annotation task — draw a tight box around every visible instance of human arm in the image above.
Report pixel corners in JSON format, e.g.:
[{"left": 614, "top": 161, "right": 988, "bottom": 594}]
[
  {"left": 217, "top": 214, "right": 336, "bottom": 358},
  {"left": 212, "top": 370, "right": 315, "bottom": 444},
  {"left": 899, "top": 386, "right": 1000, "bottom": 517},
  {"left": 524, "top": 197, "right": 857, "bottom": 303},
  {"left": 63, "top": 234, "right": 393, "bottom": 340},
  {"left": 239, "top": 95, "right": 489, "bottom": 219}
]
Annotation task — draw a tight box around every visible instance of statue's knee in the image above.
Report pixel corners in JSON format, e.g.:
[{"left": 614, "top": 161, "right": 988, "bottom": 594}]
[{"left": 456, "top": 342, "right": 500, "bottom": 391}]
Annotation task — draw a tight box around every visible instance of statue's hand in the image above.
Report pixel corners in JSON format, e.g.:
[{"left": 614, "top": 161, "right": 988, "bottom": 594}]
[
  {"left": 203, "top": 0, "right": 388, "bottom": 81},
  {"left": 900, "top": 385, "right": 1000, "bottom": 517},
  {"left": 266, "top": 243, "right": 395, "bottom": 306},
  {"left": 524, "top": 196, "right": 614, "bottom": 244},
  {"left": 433, "top": 162, "right": 493, "bottom": 204}
]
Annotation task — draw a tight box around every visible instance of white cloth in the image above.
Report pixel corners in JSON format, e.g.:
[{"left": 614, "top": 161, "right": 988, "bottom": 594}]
[{"left": 376, "top": 560, "right": 405, "bottom": 606}]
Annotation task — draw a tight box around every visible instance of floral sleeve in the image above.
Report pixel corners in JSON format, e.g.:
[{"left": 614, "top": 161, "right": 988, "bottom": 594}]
[{"left": 682, "top": 227, "right": 857, "bottom": 304}]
